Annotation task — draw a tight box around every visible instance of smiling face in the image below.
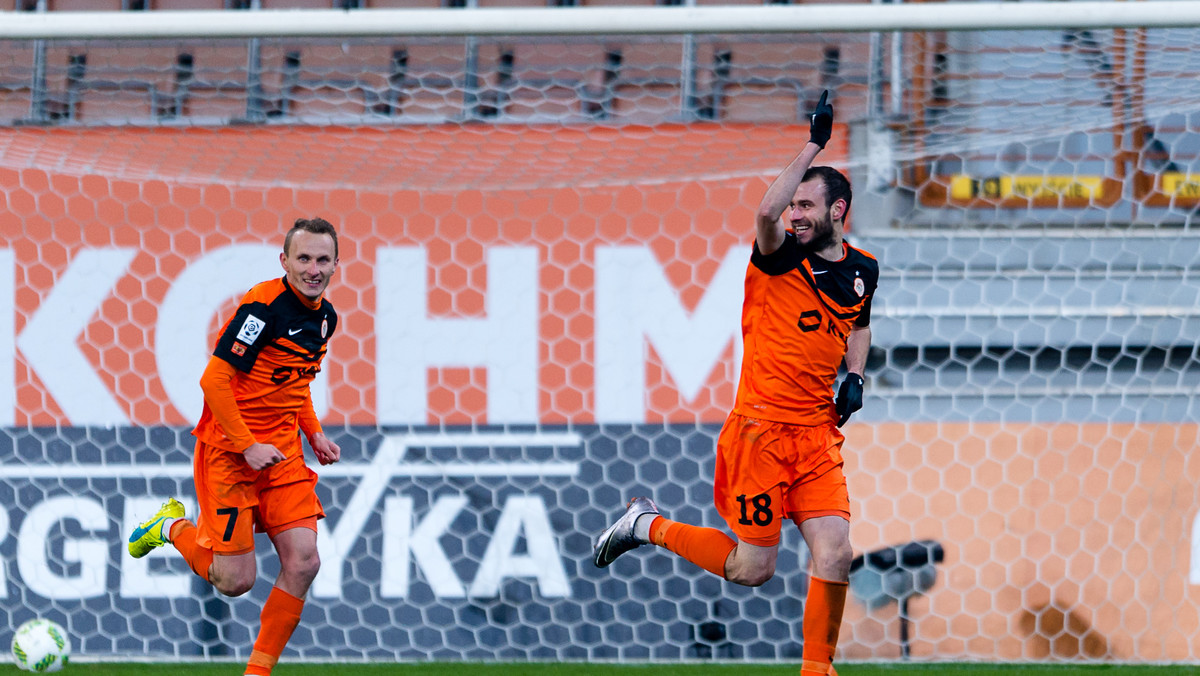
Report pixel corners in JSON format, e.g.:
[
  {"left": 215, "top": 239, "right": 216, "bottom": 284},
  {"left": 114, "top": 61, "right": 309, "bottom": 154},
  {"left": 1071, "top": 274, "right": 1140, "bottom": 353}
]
[
  {"left": 280, "top": 229, "right": 338, "bottom": 301},
  {"left": 789, "top": 177, "right": 845, "bottom": 256}
]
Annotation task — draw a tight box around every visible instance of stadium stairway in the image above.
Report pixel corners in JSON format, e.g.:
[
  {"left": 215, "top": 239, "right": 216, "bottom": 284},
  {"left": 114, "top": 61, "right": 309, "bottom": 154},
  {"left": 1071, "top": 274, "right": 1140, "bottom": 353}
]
[{"left": 852, "top": 230, "right": 1200, "bottom": 423}]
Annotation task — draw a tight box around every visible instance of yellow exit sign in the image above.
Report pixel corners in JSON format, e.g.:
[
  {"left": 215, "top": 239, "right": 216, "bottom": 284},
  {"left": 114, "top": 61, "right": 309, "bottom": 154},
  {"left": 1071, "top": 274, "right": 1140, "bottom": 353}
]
[
  {"left": 949, "top": 175, "right": 1104, "bottom": 200},
  {"left": 1161, "top": 173, "right": 1200, "bottom": 197}
]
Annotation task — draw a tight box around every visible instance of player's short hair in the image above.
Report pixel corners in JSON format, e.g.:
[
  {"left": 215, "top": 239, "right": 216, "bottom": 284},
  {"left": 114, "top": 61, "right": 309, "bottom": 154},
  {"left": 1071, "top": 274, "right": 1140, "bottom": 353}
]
[
  {"left": 285, "top": 217, "right": 339, "bottom": 259},
  {"left": 802, "top": 166, "right": 852, "bottom": 221}
]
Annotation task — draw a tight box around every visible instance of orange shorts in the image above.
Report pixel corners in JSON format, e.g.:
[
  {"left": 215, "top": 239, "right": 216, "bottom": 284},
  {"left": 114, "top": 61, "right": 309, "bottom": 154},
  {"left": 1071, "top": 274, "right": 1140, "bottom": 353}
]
[
  {"left": 192, "top": 438, "right": 325, "bottom": 555},
  {"left": 713, "top": 412, "right": 850, "bottom": 547}
]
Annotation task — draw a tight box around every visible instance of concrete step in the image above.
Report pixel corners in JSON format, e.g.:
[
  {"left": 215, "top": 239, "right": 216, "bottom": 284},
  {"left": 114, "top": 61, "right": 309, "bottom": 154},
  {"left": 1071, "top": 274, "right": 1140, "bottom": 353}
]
[
  {"left": 854, "top": 230, "right": 1200, "bottom": 272},
  {"left": 856, "top": 231, "right": 1200, "bottom": 348}
]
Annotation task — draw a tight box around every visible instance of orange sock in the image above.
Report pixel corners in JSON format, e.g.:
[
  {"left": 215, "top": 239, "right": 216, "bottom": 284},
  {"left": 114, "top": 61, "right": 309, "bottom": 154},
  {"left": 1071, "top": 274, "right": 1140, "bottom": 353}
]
[
  {"left": 244, "top": 586, "right": 305, "bottom": 676},
  {"left": 169, "top": 520, "right": 213, "bottom": 583},
  {"left": 648, "top": 516, "right": 737, "bottom": 579},
  {"left": 801, "top": 576, "right": 848, "bottom": 676}
]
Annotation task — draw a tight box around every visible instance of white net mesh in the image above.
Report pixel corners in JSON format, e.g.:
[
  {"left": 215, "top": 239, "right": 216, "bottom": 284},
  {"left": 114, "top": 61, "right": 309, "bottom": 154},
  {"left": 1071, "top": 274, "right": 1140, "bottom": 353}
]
[{"left": 1, "top": 10, "right": 1199, "bottom": 665}]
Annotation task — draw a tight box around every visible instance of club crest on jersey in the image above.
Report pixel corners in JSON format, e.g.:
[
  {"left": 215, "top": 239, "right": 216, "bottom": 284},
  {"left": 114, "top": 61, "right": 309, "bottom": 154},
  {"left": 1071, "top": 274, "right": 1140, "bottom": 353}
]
[
  {"left": 854, "top": 277, "right": 865, "bottom": 297},
  {"left": 236, "top": 314, "right": 266, "bottom": 344},
  {"left": 321, "top": 318, "right": 329, "bottom": 338}
]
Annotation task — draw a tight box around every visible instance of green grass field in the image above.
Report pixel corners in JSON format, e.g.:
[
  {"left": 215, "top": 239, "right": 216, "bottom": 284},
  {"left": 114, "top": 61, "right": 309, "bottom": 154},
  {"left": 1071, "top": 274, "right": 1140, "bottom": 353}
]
[{"left": 35, "top": 663, "right": 1200, "bottom": 675}]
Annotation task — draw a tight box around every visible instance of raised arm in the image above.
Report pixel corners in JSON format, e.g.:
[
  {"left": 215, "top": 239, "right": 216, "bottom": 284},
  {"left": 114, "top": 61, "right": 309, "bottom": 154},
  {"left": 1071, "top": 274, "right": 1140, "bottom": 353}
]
[{"left": 755, "top": 90, "right": 834, "bottom": 255}]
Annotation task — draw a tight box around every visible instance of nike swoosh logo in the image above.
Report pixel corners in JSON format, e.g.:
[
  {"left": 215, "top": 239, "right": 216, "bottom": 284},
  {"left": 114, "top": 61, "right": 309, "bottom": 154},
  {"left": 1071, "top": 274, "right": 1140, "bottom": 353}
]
[
  {"left": 288, "top": 328, "right": 302, "bottom": 335},
  {"left": 128, "top": 517, "right": 165, "bottom": 543},
  {"left": 812, "top": 270, "right": 827, "bottom": 275}
]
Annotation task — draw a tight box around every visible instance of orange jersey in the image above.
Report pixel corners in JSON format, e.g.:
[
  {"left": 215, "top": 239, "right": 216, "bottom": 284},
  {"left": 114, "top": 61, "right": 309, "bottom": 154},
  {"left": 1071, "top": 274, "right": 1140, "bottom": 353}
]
[
  {"left": 733, "top": 235, "right": 878, "bottom": 426},
  {"left": 192, "top": 277, "right": 338, "bottom": 453}
]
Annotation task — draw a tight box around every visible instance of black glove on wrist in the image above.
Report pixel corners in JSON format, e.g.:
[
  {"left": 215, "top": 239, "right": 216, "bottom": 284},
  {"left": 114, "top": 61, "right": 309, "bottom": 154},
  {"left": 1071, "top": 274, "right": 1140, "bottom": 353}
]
[
  {"left": 835, "top": 373, "right": 864, "bottom": 427},
  {"left": 809, "top": 89, "right": 833, "bottom": 149}
]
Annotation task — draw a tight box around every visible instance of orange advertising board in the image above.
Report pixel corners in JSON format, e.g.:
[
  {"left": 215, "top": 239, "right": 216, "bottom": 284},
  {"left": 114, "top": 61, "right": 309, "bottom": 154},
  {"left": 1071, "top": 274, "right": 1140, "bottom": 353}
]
[{"left": 0, "top": 123, "right": 848, "bottom": 427}]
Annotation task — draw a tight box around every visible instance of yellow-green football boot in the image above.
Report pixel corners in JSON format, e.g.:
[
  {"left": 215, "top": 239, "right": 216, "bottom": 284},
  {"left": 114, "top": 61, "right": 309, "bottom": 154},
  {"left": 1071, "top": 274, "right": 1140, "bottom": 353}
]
[{"left": 127, "top": 498, "right": 185, "bottom": 558}]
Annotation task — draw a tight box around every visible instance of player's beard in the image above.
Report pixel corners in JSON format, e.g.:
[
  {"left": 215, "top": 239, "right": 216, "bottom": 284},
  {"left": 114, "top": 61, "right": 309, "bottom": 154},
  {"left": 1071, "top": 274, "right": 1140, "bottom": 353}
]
[{"left": 796, "top": 209, "right": 836, "bottom": 254}]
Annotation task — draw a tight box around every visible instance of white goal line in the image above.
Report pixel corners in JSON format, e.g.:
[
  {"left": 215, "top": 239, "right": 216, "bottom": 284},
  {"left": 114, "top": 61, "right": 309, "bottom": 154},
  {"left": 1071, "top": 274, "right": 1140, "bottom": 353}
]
[{"left": 4, "top": 1, "right": 1200, "bottom": 40}]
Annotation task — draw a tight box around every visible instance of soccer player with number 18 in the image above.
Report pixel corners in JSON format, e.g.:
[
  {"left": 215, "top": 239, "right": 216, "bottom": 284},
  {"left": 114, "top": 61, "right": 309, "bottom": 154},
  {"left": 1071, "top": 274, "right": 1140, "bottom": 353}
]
[{"left": 593, "top": 91, "right": 878, "bottom": 676}]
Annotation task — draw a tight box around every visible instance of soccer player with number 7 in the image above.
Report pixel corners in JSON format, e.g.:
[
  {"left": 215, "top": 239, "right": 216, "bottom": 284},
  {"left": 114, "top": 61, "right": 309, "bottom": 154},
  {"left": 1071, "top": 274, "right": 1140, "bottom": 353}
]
[
  {"left": 593, "top": 90, "right": 878, "bottom": 676},
  {"left": 128, "top": 218, "right": 342, "bottom": 676}
]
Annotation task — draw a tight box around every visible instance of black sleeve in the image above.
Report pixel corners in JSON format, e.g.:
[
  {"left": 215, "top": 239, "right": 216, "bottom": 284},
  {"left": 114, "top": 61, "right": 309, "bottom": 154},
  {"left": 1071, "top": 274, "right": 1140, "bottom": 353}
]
[
  {"left": 213, "top": 302, "right": 274, "bottom": 372},
  {"left": 750, "top": 233, "right": 799, "bottom": 276},
  {"left": 325, "top": 301, "right": 339, "bottom": 339},
  {"left": 856, "top": 256, "right": 880, "bottom": 327},
  {"left": 855, "top": 295, "right": 873, "bottom": 327}
]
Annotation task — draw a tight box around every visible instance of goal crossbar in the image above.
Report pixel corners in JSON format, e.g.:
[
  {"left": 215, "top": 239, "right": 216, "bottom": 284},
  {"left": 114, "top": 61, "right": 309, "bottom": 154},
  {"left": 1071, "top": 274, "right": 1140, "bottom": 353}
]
[{"left": 3, "top": 1, "right": 1200, "bottom": 40}]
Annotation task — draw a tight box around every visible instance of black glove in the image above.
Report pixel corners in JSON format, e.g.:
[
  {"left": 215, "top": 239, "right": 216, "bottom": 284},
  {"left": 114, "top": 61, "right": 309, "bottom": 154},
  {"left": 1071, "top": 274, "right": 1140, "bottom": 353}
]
[
  {"left": 835, "top": 373, "right": 864, "bottom": 427},
  {"left": 809, "top": 89, "right": 833, "bottom": 149}
]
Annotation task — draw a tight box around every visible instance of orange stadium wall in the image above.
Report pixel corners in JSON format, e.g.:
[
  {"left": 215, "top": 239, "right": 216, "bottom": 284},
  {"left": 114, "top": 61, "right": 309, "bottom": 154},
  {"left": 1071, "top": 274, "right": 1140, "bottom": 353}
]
[
  {"left": 2, "top": 124, "right": 1199, "bottom": 662},
  {"left": 843, "top": 422, "right": 1200, "bottom": 660}
]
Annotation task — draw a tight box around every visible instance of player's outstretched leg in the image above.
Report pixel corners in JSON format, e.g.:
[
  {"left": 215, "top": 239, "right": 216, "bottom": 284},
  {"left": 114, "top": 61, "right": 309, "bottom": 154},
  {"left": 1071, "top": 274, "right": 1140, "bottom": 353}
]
[
  {"left": 127, "top": 497, "right": 185, "bottom": 558},
  {"left": 593, "top": 496, "right": 659, "bottom": 568}
]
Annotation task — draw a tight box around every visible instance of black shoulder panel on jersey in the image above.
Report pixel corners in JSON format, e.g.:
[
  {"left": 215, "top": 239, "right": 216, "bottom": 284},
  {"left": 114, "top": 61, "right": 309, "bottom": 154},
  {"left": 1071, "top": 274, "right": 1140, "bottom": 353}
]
[
  {"left": 750, "top": 233, "right": 800, "bottom": 276},
  {"left": 270, "top": 285, "right": 339, "bottom": 362},
  {"left": 845, "top": 245, "right": 880, "bottom": 290},
  {"left": 845, "top": 245, "right": 879, "bottom": 327},
  {"left": 321, "top": 298, "right": 339, "bottom": 337},
  {"left": 214, "top": 300, "right": 275, "bottom": 372},
  {"left": 798, "top": 243, "right": 880, "bottom": 321}
]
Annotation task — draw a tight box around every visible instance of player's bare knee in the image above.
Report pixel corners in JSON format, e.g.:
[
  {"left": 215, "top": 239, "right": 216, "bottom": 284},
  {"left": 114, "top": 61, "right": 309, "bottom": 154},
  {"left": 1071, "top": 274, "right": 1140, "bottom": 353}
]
[
  {"left": 811, "top": 542, "right": 854, "bottom": 579},
  {"left": 299, "top": 551, "right": 321, "bottom": 581},
  {"left": 730, "top": 569, "right": 774, "bottom": 587},
  {"left": 214, "top": 576, "right": 255, "bottom": 597},
  {"left": 283, "top": 549, "right": 321, "bottom": 585},
  {"left": 727, "top": 563, "right": 775, "bottom": 587}
]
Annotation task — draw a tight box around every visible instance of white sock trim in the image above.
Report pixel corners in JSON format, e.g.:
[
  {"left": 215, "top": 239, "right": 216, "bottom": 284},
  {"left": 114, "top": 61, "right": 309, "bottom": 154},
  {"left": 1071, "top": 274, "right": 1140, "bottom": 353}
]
[
  {"left": 161, "top": 518, "right": 179, "bottom": 543},
  {"left": 633, "top": 512, "right": 657, "bottom": 543}
]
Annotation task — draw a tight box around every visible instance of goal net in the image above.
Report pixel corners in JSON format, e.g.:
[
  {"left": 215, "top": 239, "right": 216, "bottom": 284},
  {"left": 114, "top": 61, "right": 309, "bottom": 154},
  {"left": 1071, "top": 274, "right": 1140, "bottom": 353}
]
[{"left": 0, "top": 3, "right": 1198, "bottom": 665}]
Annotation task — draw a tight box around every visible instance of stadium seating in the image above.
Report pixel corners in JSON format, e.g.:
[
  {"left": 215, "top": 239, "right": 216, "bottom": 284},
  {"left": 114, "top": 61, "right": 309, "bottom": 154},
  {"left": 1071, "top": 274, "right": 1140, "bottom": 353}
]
[
  {"left": 359, "top": 0, "right": 443, "bottom": 7},
  {"left": 46, "top": 0, "right": 123, "bottom": 10},
  {"left": 487, "top": 42, "right": 606, "bottom": 121},
  {"left": 169, "top": 43, "right": 259, "bottom": 120},
  {"left": 708, "top": 39, "right": 869, "bottom": 123},
  {"left": 1, "top": 0, "right": 873, "bottom": 125},
  {"left": 146, "top": 0, "right": 230, "bottom": 10},
  {"left": 258, "top": 0, "right": 331, "bottom": 8},
  {"left": 0, "top": 40, "right": 36, "bottom": 123},
  {"left": 865, "top": 232, "right": 1200, "bottom": 351},
  {"left": 51, "top": 45, "right": 182, "bottom": 122},
  {"left": 276, "top": 42, "right": 398, "bottom": 118}
]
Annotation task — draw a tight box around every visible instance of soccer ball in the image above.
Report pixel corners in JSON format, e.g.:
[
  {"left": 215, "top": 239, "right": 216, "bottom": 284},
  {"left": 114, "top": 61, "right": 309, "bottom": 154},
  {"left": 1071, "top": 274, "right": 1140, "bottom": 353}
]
[{"left": 10, "top": 619, "right": 70, "bottom": 672}]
